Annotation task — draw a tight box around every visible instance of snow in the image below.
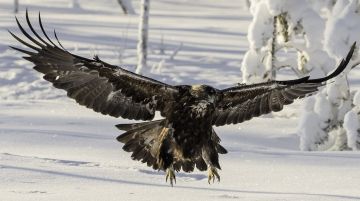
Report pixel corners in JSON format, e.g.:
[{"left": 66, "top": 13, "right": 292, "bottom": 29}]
[
  {"left": 247, "top": 1, "right": 272, "bottom": 49},
  {"left": 324, "top": 0, "right": 360, "bottom": 61},
  {"left": 301, "top": 96, "right": 316, "bottom": 112},
  {"left": 241, "top": 0, "right": 273, "bottom": 83},
  {"left": 314, "top": 93, "right": 333, "bottom": 124},
  {"left": 296, "top": 0, "right": 360, "bottom": 152},
  {"left": 297, "top": 111, "right": 325, "bottom": 151},
  {"left": 241, "top": 49, "right": 268, "bottom": 83},
  {"left": 264, "top": 0, "right": 325, "bottom": 52},
  {"left": 242, "top": 0, "right": 336, "bottom": 83},
  {"left": 344, "top": 110, "right": 359, "bottom": 150},
  {"left": 1, "top": 0, "right": 360, "bottom": 200},
  {"left": 353, "top": 90, "right": 360, "bottom": 106}
]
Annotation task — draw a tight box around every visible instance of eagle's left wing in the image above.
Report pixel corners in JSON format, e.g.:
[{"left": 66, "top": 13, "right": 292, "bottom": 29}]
[
  {"left": 212, "top": 42, "right": 356, "bottom": 126},
  {"left": 9, "top": 12, "right": 178, "bottom": 120}
]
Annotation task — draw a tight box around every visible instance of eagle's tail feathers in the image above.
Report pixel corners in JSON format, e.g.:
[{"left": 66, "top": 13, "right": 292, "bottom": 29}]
[
  {"left": 116, "top": 120, "right": 228, "bottom": 172},
  {"left": 115, "top": 119, "right": 163, "bottom": 132},
  {"left": 116, "top": 120, "right": 164, "bottom": 170}
]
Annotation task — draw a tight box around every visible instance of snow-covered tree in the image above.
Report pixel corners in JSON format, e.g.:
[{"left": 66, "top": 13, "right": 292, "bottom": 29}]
[
  {"left": 242, "top": 0, "right": 333, "bottom": 84},
  {"left": 298, "top": 0, "right": 360, "bottom": 151},
  {"left": 244, "top": 0, "right": 360, "bottom": 151},
  {"left": 241, "top": 1, "right": 275, "bottom": 83},
  {"left": 298, "top": 97, "right": 328, "bottom": 151},
  {"left": 118, "top": 0, "right": 135, "bottom": 15},
  {"left": 343, "top": 91, "right": 360, "bottom": 150},
  {"left": 344, "top": 110, "right": 360, "bottom": 150},
  {"left": 135, "top": 0, "right": 150, "bottom": 74}
]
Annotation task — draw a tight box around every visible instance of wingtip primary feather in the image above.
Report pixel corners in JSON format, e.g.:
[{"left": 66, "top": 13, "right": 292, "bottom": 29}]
[
  {"left": 306, "top": 42, "right": 356, "bottom": 83},
  {"left": 15, "top": 15, "right": 44, "bottom": 49},
  {"left": 276, "top": 75, "right": 310, "bottom": 85},
  {"left": 26, "top": 9, "right": 51, "bottom": 47},
  {"left": 8, "top": 29, "right": 40, "bottom": 52},
  {"left": 38, "top": 12, "right": 57, "bottom": 47},
  {"left": 53, "top": 29, "right": 66, "bottom": 50},
  {"left": 348, "top": 41, "right": 357, "bottom": 62},
  {"left": 9, "top": 45, "right": 35, "bottom": 55}
]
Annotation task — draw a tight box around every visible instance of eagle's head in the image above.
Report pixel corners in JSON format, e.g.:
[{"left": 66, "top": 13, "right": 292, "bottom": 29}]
[{"left": 190, "top": 85, "right": 218, "bottom": 103}]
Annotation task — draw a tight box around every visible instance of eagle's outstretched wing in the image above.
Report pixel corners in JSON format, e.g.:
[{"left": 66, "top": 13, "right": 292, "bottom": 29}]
[
  {"left": 212, "top": 43, "right": 356, "bottom": 126},
  {"left": 9, "top": 12, "right": 178, "bottom": 120}
]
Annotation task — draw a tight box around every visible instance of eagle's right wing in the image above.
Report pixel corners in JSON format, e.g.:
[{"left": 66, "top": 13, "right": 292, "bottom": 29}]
[
  {"left": 10, "top": 12, "right": 178, "bottom": 121},
  {"left": 212, "top": 42, "right": 356, "bottom": 126}
]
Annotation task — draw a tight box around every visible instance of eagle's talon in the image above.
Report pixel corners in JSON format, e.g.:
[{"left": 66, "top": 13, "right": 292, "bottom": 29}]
[
  {"left": 165, "top": 167, "right": 176, "bottom": 186},
  {"left": 207, "top": 166, "right": 220, "bottom": 184}
]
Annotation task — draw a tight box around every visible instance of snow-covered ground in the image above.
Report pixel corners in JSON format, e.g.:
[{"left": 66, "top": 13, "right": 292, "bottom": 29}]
[{"left": 1, "top": 0, "right": 360, "bottom": 200}]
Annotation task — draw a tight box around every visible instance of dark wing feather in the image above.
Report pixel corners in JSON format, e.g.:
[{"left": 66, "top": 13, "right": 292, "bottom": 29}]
[
  {"left": 213, "top": 42, "right": 356, "bottom": 126},
  {"left": 10, "top": 12, "right": 178, "bottom": 120}
]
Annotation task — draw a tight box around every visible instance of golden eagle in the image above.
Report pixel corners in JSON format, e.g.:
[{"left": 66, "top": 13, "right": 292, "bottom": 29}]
[{"left": 10, "top": 12, "right": 356, "bottom": 186}]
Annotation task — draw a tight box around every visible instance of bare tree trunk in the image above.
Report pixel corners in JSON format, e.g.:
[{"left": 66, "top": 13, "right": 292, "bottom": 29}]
[
  {"left": 14, "top": 0, "right": 19, "bottom": 13},
  {"left": 69, "top": 0, "right": 80, "bottom": 9},
  {"left": 270, "top": 15, "right": 277, "bottom": 80},
  {"left": 135, "top": 0, "right": 150, "bottom": 74},
  {"left": 117, "top": 0, "right": 135, "bottom": 15}
]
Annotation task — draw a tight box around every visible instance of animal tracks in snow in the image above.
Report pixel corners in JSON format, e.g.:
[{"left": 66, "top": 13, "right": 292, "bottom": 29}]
[{"left": 0, "top": 153, "right": 100, "bottom": 168}]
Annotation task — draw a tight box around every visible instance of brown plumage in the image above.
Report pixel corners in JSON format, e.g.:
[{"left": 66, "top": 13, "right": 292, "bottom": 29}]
[{"left": 10, "top": 11, "right": 356, "bottom": 186}]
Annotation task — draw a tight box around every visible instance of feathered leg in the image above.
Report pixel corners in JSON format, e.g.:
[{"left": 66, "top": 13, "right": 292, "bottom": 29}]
[
  {"left": 202, "top": 142, "right": 221, "bottom": 184},
  {"left": 207, "top": 166, "right": 220, "bottom": 183},
  {"left": 157, "top": 127, "right": 177, "bottom": 186},
  {"left": 165, "top": 164, "right": 176, "bottom": 186}
]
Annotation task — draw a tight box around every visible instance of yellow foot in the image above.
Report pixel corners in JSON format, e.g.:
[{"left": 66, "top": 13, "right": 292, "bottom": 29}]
[
  {"left": 208, "top": 166, "right": 220, "bottom": 184},
  {"left": 165, "top": 167, "right": 176, "bottom": 187}
]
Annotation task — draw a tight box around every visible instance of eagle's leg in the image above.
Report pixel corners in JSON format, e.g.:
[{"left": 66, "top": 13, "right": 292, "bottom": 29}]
[
  {"left": 165, "top": 165, "right": 176, "bottom": 186},
  {"left": 156, "top": 127, "right": 176, "bottom": 186},
  {"left": 202, "top": 143, "right": 221, "bottom": 184},
  {"left": 207, "top": 166, "right": 220, "bottom": 184}
]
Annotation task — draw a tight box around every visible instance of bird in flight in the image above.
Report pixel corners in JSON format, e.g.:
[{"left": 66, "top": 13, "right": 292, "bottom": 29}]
[{"left": 10, "top": 11, "right": 356, "bottom": 186}]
